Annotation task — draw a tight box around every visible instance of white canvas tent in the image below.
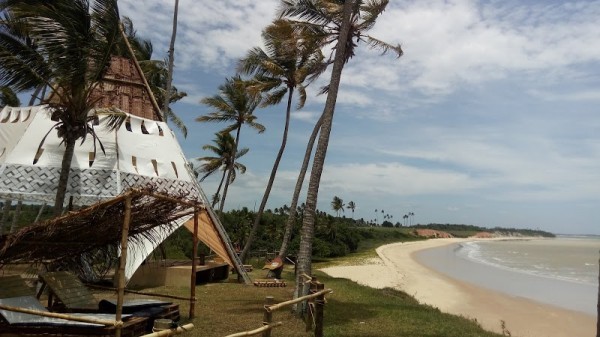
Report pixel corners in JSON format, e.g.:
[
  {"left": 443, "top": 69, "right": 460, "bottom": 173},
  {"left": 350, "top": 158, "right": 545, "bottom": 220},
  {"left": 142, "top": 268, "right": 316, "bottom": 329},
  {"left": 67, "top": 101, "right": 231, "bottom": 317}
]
[{"left": 0, "top": 105, "right": 250, "bottom": 283}]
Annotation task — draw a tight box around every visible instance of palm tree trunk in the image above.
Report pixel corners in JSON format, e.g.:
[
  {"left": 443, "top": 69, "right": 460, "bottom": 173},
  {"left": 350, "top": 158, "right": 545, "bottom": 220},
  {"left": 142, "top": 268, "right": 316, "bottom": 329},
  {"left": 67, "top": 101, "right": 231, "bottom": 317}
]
[
  {"left": 240, "top": 88, "right": 294, "bottom": 263},
  {"left": 218, "top": 127, "right": 242, "bottom": 214},
  {"left": 277, "top": 114, "right": 323, "bottom": 259},
  {"left": 54, "top": 137, "right": 76, "bottom": 215},
  {"left": 10, "top": 199, "right": 22, "bottom": 232},
  {"left": 162, "top": 0, "right": 179, "bottom": 119},
  {"left": 597, "top": 250, "right": 599, "bottom": 337},
  {"left": 218, "top": 168, "right": 233, "bottom": 214},
  {"left": 0, "top": 199, "right": 12, "bottom": 235},
  {"left": 294, "top": 0, "right": 355, "bottom": 309},
  {"left": 211, "top": 169, "right": 228, "bottom": 208}
]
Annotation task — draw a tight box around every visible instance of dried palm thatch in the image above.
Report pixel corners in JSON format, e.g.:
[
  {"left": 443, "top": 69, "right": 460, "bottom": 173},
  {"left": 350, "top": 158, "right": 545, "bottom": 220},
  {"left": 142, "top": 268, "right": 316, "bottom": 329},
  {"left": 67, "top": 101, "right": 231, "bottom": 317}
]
[{"left": 0, "top": 186, "right": 204, "bottom": 275}]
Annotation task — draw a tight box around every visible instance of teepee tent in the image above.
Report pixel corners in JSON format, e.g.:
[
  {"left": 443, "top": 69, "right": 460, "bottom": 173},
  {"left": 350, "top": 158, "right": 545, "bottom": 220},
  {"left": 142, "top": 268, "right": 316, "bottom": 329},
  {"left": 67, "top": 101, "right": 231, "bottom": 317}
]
[{"left": 0, "top": 104, "right": 250, "bottom": 283}]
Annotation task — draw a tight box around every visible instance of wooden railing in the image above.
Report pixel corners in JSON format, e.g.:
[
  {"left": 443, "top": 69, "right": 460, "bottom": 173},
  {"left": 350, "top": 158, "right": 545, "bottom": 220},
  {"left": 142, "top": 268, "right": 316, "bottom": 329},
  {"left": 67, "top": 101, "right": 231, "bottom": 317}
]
[{"left": 225, "top": 276, "right": 332, "bottom": 337}]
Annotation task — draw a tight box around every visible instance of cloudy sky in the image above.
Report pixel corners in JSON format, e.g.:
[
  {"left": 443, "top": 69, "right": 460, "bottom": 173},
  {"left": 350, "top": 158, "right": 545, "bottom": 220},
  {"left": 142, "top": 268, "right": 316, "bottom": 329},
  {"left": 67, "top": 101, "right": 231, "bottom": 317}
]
[{"left": 119, "top": 0, "right": 600, "bottom": 235}]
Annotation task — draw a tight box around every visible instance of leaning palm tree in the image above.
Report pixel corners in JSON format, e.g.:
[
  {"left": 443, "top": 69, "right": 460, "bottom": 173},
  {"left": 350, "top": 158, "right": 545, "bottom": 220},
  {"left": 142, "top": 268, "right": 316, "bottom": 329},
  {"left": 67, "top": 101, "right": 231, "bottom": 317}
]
[
  {"left": 196, "top": 132, "right": 249, "bottom": 209},
  {"left": 197, "top": 76, "right": 264, "bottom": 213},
  {"left": 0, "top": 0, "right": 122, "bottom": 215},
  {"left": 331, "top": 196, "right": 344, "bottom": 217},
  {"left": 278, "top": 0, "right": 403, "bottom": 304},
  {"left": 236, "top": 19, "right": 324, "bottom": 262}
]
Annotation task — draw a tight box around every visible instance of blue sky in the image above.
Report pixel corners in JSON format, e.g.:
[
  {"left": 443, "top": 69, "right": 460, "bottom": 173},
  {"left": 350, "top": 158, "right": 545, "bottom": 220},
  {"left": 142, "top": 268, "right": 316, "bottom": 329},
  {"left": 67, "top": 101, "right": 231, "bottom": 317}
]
[{"left": 119, "top": 0, "right": 600, "bottom": 235}]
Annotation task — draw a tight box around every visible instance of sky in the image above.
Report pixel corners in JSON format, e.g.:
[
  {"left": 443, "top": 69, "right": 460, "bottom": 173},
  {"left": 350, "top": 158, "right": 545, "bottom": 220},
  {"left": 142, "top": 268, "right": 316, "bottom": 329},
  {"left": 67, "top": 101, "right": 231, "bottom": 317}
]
[{"left": 119, "top": 0, "right": 600, "bottom": 235}]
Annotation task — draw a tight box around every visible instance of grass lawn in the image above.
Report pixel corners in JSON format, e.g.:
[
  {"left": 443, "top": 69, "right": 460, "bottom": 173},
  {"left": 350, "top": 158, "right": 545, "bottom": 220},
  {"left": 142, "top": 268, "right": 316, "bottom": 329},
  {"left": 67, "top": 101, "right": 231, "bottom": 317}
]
[{"left": 134, "top": 243, "right": 504, "bottom": 337}]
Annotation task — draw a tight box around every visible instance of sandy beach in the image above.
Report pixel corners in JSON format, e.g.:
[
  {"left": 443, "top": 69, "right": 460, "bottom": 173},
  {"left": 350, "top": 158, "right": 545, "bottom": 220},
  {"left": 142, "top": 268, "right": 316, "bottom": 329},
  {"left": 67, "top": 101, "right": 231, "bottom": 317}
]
[{"left": 320, "top": 239, "right": 596, "bottom": 337}]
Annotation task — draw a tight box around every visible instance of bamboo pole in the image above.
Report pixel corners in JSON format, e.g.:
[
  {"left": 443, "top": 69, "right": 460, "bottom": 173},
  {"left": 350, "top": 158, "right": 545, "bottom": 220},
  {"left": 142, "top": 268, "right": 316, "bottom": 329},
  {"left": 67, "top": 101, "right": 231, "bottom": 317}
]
[
  {"left": 189, "top": 209, "right": 199, "bottom": 319},
  {"left": 224, "top": 322, "right": 283, "bottom": 337},
  {"left": 0, "top": 304, "right": 117, "bottom": 326},
  {"left": 139, "top": 323, "right": 194, "bottom": 337},
  {"left": 265, "top": 289, "right": 332, "bottom": 313},
  {"left": 84, "top": 284, "right": 190, "bottom": 301},
  {"left": 115, "top": 195, "right": 132, "bottom": 337},
  {"left": 314, "top": 282, "right": 325, "bottom": 337},
  {"left": 262, "top": 296, "right": 275, "bottom": 337}
]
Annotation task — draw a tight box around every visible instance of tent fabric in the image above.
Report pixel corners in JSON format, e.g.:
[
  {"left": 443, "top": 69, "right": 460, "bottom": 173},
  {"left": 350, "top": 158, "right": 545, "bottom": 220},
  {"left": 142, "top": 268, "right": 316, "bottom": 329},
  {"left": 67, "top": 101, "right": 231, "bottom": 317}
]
[
  {"left": 183, "top": 210, "right": 233, "bottom": 267},
  {"left": 0, "top": 105, "right": 197, "bottom": 206},
  {"left": 0, "top": 106, "right": 248, "bottom": 283}
]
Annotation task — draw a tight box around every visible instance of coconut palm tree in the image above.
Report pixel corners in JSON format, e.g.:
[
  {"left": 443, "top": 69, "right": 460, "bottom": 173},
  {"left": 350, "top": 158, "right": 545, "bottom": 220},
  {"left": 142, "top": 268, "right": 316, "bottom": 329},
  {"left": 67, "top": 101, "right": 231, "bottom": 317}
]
[
  {"left": 0, "top": 0, "right": 122, "bottom": 215},
  {"left": 0, "top": 86, "right": 19, "bottom": 108},
  {"left": 196, "top": 132, "right": 249, "bottom": 209},
  {"left": 197, "top": 76, "right": 264, "bottom": 213},
  {"left": 331, "top": 196, "right": 344, "bottom": 216},
  {"left": 347, "top": 200, "right": 356, "bottom": 218},
  {"left": 237, "top": 19, "right": 324, "bottom": 262},
  {"left": 276, "top": 113, "right": 323, "bottom": 260}
]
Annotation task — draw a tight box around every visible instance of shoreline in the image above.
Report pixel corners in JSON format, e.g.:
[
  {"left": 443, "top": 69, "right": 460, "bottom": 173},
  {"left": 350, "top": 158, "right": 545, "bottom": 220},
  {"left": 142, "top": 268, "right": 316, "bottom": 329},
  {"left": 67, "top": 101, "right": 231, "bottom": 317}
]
[{"left": 320, "top": 238, "right": 595, "bottom": 337}]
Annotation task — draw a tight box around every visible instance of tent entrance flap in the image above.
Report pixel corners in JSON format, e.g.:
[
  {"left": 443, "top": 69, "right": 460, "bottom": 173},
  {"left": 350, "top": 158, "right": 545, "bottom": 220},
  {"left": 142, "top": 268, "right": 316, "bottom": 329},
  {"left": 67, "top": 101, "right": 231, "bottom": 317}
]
[{"left": 183, "top": 210, "right": 250, "bottom": 283}]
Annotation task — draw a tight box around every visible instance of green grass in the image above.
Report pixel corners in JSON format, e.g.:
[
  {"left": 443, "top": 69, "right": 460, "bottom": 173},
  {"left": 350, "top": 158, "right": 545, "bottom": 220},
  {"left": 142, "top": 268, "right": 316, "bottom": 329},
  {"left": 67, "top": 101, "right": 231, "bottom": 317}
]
[{"left": 127, "top": 236, "right": 504, "bottom": 337}]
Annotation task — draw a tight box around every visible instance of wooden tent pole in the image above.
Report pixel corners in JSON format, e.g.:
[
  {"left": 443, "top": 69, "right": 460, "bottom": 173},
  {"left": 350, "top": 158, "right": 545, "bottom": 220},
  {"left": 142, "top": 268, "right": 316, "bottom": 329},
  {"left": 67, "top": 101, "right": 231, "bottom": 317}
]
[
  {"left": 115, "top": 195, "right": 132, "bottom": 337},
  {"left": 189, "top": 208, "right": 199, "bottom": 319}
]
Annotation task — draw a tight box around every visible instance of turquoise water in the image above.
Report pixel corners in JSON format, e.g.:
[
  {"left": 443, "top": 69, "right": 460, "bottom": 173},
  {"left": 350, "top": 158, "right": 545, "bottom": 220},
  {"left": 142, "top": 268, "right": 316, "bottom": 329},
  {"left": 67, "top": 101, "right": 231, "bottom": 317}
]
[{"left": 415, "top": 236, "right": 599, "bottom": 315}]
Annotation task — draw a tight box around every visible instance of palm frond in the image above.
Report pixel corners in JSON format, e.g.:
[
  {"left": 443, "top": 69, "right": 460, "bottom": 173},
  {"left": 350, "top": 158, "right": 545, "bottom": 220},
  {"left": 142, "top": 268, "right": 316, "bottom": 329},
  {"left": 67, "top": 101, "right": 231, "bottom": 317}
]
[
  {"left": 261, "top": 87, "right": 288, "bottom": 107},
  {"left": 363, "top": 35, "right": 403, "bottom": 58},
  {"left": 165, "top": 108, "right": 188, "bottom": 137}
]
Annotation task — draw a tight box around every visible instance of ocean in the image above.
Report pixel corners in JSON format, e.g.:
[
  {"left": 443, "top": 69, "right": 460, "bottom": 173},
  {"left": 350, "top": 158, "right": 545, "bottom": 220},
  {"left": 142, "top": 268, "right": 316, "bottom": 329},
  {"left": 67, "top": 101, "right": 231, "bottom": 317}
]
[{"left": 415, "top": 236, "right": 599, "bottom": 316}]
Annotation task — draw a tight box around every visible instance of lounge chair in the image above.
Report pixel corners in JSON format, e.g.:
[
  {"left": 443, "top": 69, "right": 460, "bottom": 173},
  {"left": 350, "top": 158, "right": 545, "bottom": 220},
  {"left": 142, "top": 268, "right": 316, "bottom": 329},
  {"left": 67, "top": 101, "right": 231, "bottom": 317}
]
[
  {"left": 38, "top": 272, "right": 180, "bottom": 321},
  {"left": 0, "top": 275, "right": 148, "bottom": 337}
]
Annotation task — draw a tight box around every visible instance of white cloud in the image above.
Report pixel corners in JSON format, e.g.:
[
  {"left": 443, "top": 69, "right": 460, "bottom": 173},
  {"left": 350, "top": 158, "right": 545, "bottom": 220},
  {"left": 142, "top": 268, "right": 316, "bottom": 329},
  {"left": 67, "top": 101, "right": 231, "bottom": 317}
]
[{"left": 291, "top": 110, "right": 320, "bottom": 123}]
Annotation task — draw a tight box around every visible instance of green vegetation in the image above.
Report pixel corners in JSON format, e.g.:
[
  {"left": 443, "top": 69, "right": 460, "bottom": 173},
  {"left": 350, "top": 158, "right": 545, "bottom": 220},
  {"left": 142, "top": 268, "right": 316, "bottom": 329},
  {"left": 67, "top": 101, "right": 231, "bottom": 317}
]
[{"left": 413, "top": 223, "right": 555, "bottom": 238}]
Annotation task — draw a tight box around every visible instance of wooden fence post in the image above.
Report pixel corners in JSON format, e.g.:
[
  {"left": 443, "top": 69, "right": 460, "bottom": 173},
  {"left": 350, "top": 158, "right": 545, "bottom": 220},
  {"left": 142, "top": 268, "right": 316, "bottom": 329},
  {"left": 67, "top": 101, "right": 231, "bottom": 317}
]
[
  {"left": 314, "top": 282, "right": 325, "bottom": 337},
  {"left": 305, "top": 276, "right": 320, "bottom": 332},
  {"left": 263, "top": 296, "right": 275, "bottom": 337}
]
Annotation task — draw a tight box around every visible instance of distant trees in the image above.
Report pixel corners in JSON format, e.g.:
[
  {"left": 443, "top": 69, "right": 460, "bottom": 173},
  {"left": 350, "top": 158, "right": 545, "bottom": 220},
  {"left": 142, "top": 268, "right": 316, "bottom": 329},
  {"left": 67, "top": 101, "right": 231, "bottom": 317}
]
[
  {"left": 347, "top": 201, "right": 356, "bottom": 218},
  {"left": 331, "top": 196, "right": 345, "bottom": 216}
]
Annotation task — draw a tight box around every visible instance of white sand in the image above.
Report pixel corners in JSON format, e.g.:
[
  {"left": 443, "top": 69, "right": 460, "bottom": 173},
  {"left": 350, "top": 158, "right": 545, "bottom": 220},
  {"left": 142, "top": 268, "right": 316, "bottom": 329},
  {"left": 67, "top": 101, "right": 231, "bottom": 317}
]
[{"left": 320, "top": 239, "right": 595, "bottom": 337}]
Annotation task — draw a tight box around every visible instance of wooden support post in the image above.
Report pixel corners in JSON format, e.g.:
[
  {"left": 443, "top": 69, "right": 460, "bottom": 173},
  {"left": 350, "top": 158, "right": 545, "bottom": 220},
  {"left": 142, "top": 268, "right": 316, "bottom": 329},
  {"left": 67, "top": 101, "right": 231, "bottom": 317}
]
[
  {"left": 115, "top": 195, "right": 132, "bottom": 337},
  {"left": 314, "top": 282, "right": 325, "bottom": 337},
  {"left": 262, "top": 296, "right": 275, "bottom": 337},
  {"left": 305, "top": 277, "right": 319, "bottom": 332},
  {"left": 190, "top": 209, "right": 199, "bottom": 319}
]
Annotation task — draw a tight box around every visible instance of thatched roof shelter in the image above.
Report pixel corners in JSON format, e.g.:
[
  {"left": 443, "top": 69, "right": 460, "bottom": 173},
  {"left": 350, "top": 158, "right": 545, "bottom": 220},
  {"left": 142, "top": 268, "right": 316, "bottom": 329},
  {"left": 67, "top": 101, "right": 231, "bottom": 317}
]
[{"left": 0, "top": 187, "right": 202, "bottom": 271}]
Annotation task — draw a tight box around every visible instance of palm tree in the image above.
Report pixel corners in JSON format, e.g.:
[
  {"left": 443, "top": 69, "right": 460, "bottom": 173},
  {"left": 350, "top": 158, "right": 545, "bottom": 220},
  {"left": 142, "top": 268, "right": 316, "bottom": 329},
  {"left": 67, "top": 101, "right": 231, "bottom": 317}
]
[
  {"left": 331, "top": 196, "right": 344, "bottom": 216},
  {"left": 0, "top": 0, "right": 122, "bottom": 215},
  {"left": 347, "top": 201, "right": 356, "bottom": 218},
  {"left": 276, "top": 113, "right": 323, "bottom": 260},
  {"left": 237, "top": 19, "right": 324, "bottom": 263},
  {"left": 197, "top": 76, "right": 264, "bottom": 213},
  {"left": 403, "top": 214, "right": 409, "bottom": 226},
  {"left": 196, "top": 132, "right": 249, "bottom": 209},
  {"left": 0, "top": 86, "right": 19, "bottom": 108}
]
